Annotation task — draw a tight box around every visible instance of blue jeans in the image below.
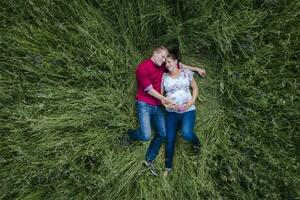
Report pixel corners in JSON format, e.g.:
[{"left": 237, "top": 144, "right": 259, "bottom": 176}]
[
  {"left": 129, "top": 101, "right": 166, "bottom": 162},
  {"left": 165, "top": 110, "right": 200, "bottom": 169}
]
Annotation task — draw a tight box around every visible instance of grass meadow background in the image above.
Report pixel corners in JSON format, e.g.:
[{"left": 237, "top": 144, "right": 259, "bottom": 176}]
[{"left": 0, "top": 0, "right": 299, "bottom": 199}]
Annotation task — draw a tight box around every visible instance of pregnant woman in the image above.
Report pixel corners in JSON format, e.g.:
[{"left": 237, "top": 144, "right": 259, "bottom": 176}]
[{"left": 162, "top": 53, "right": 201, "bottom": 176}]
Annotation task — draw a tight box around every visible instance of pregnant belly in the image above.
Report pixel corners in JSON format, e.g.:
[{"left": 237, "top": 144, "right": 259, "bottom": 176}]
[{"left": 168, "top": 90, "right": 192, "bottom": 105}]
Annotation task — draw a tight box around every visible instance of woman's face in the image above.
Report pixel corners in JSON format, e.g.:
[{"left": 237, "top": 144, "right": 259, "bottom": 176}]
[{"left": 165, "top": 57, "right": 178, "bottom": 72}]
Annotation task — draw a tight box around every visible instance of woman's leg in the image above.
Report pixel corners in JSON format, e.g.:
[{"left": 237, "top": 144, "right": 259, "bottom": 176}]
[
  {"left": 181, "top": 110, "right": 200, "bottom": 146},
  {"left": 165, "top": 111, "right": 180, "bottom": 170}
]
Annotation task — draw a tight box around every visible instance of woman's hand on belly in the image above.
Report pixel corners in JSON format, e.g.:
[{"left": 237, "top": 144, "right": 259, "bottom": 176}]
[{"left": 182, "top": 99, "right": 195, "bottom": 111}]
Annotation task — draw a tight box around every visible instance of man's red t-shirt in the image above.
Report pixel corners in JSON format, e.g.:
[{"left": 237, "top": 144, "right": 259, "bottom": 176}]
[{"left": 135, "top": 58, "right": 166, "bottom": 106}]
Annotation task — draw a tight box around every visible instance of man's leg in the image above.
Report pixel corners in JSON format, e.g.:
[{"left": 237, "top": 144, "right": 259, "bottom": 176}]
[
  {"left": 145, "top": 106, "right": 166, "bottom": 162},
  {"left": 165, "top": 111, "right": 180, "bottom": 170},
  {"left": 128, "top": 101, "right": 152, "bottom": 141}
]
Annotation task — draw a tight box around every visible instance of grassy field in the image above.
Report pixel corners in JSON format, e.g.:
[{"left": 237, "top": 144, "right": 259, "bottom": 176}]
[{"left": 0, "top": 0, "right": 299, "bottom": 199}]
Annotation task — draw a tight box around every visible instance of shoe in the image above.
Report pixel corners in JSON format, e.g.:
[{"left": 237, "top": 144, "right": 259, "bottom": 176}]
[
  {"left": 143, "top": 160, "right": 158, "bottom": 176},
  {"left": 163, "top": 168, "right": 172, "bottom": 177},
  {"left": 120, "top": 132, "right": 133, "bottom": 146},
  {"left": 193, "top": 143, "right": 201, "bottom": 154}
]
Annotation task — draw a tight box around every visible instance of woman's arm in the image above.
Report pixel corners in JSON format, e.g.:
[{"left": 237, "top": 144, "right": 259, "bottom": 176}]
[
  {"left": 190, "top": 78, "right": 199, "bottom": 102},
  {"left": 183, "top": 78, "right": 198, "bottom": 110},
  {"left": 179, "top": 62, "right": 206, "bottom": 77}
]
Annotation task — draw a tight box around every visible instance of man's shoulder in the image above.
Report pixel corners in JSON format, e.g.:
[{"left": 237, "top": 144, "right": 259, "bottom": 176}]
[
  {"left": 136, "top": 58, "right": 154, "bottom": 72},
  {"left": 138, "top": 58, "right": 153, "bottom": 67}
]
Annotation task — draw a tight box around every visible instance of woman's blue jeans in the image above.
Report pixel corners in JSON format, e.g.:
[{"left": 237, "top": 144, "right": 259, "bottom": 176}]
[
  {"left": 128, "top": 101, "right": 166, "bottom": 162},
  {"left": 165, "top": 110, "right": 200, "bottom": 169}
]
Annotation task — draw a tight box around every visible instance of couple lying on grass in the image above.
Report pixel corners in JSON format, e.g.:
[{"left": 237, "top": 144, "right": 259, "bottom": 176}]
[{"left": 126, "top": 46, "right": 206, "bottom": 177}]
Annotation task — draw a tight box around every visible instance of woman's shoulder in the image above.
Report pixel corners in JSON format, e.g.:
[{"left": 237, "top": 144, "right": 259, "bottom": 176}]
[
  {"left": 162, "top": 72, "right": 169, "bottom": 81},
  {"left": 180, "top": 68, "right": 193, "bottom": 75},
  {"left": 179, "top": 68, "right": 194, "bottom": 81}
]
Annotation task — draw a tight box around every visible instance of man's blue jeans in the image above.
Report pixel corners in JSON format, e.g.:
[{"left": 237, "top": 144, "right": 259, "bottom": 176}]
[
  {"left": 165, "top": 110, "right": 200, "bottom": 169},
  {"left": 128, "top": 101, "right": 166, "bottom": 162}
]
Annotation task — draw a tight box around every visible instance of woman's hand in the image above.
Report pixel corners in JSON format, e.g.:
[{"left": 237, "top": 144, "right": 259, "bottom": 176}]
[{"left": 182, "top": 100, "right": 195, "bottom": 111}]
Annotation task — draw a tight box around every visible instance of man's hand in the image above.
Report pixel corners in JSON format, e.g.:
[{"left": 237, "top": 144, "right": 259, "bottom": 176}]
[
  {"left": 163, "top": 102, "right": 179, "bottom": 110},
  {"left": 162, "top": 98, "right": 175, "bottom": 105},
  {"left": 196, "top": 68, "right": 206, "bottom": 77},
  {"left": 162, "top": 99, "right": 179, "bottom": 110}
]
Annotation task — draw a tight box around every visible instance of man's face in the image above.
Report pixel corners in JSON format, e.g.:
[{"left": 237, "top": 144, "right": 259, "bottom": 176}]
[{"left": 153, "top": 50, "right": 168, "bottom": 66}]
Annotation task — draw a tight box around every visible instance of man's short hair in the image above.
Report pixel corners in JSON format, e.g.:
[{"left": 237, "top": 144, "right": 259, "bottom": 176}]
[{"left": 153, "top": 46, "right": 169, "bottom": 55}]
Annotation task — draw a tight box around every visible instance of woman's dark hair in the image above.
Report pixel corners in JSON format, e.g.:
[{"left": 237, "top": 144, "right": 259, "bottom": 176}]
[
  {"left": 168, "top": 53, "right": 179, "bottom": 62},
  {"left": 165, "top": 39, "right": 181, "bottom": 61},
  {"left": 167, "top": 52, "right": 181, "bottom": 69}
]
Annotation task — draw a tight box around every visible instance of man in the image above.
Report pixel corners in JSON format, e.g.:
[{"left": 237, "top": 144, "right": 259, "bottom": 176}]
[{"left": 128, "top": 46, "right": 205, "bottom": 176}]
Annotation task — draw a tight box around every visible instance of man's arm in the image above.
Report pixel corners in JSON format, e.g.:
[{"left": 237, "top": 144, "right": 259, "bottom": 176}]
[
  {"left": 147, "top": 88, "right": 170, "bottom": 102},
  {"left": 179, "top": 62, "right": 206, "bottom": 77},
  {"left": 159, "top": 85, "right": 178, "bottom": 109},
  {"left": 136, "top": 65, "right": 175, "bottom": 104}
]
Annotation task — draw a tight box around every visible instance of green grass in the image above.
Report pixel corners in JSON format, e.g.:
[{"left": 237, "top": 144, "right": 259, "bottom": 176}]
[{"left": 0, "top": 0, "right": 299, "bottom": 199}]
